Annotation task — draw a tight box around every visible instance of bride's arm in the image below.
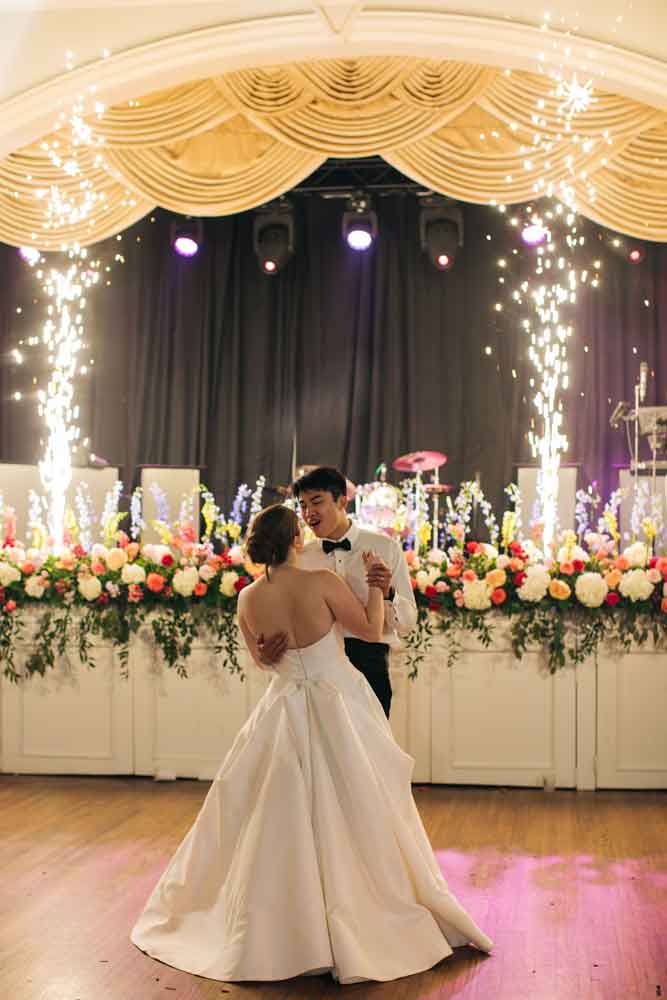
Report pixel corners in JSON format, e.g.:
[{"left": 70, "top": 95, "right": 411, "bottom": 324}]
[{"left": 319, "top": 563, "right": 384, "bottom": 642}]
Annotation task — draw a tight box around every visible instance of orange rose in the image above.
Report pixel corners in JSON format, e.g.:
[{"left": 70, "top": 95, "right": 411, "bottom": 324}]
[
  {"left": 126, "top": 542, "right": 140, "bottom": 562},
  {"left": 491, "top": 587, "right": 507, "bottom": 605},
  {"left": 485, "top": 568, "right": 507, "bottom": 589},
  {"left": 661, "top": 598, "right": 667, "bottom": 613},
  {"left": 657, "top": 557, "right": 667, "bottom": 576},
  {"left": 446, "top": 564, "right": 462, "bottom": 578},
  {"left": 22, "top": 561, "right": 35, "bottom": 575},
  {"left": 91, "top": 560, "right": 105, "bottom": 576},
  {"left": 462, "top": 569, "right": 477, "bottom": 582},
  {"left": 146, "top": 572, "right": 166, "bottom": 593},
  {"left": 605, "top": 569, "right": 622, "bottom": 590},
  {"left": 614, "top": 556, "right": 630, "bottom": 572},
  {"left": 508, "top": 557, "right": 525, "bottom": 572},
  {"left": 193, "top": 581, "right": 207, "bottom": 597},
  {"left": 549, "top": 578, "right": 571, "bottom": 600},
  {"left": 559, "top": 561, "right": 575, "bottom": 576}
]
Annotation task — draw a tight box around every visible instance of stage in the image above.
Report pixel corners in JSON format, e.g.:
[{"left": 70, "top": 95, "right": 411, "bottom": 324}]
[{"left": 0, "top": 774, "right": 664, "bottom": 1000}]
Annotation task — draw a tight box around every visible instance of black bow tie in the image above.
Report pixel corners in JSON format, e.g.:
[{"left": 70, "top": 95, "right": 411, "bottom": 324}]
[{"left": 322, "top": 538, "right": 352, "bottom": 555}]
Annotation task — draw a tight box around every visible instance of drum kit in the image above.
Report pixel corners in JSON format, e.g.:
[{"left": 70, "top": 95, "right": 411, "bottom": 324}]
[{"left": 356, "top": 450, "right": 451, "bottom": 543}]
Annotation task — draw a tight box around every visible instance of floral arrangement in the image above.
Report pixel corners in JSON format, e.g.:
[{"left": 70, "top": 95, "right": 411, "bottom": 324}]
[
  {"left": 406, "top": 482, "right": 667, "bottom": 676},
  {"left": 0, "top": 483, "right": 264, "bottom": 682},
  {"left": 2, "top": 477, "right": 667, "bottom": 684}
]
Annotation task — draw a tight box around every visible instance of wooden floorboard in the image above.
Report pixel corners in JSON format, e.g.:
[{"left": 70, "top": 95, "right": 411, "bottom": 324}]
[{"left": 1, "top": 777, "right": 665, "bottom": 999}]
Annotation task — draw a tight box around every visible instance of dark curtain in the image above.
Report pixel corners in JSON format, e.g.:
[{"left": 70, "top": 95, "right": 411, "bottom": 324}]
[{"left": 1, "top": 200, "right": 666, "bottom": 516}]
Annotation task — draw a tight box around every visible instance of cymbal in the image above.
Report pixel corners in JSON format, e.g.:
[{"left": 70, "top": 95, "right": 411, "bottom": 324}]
[
  {"left": 424, "top": 483, "right": 454, "bottom": 494},
  {"left": 392, "top": 450, "right": 447, "bottom": 473}
]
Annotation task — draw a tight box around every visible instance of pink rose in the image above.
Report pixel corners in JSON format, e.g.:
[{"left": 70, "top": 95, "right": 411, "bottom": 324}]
[
  {"left": 647, "top": 568, "right": 662, "bottom": 585},
  {"left": 462, "top": 569, "right": 477, "bottom": 582},
  {"left": 146, "top": 573, "right": 166, "bottom": 594},
  {"left": 91, "top": 560, "right": 105, "bottom": 576},
  {"left": 559, "top": 561, "right": 575, "bottom": 576},
  {"left": 194, "top": 581, "right": 208, "bottom": 597},
  {"left": 4, "top": 599, "right": 17, "bottom": 612},
  {"left": 496, "top": 554, "right": 510, "bottom": 570},
  {"left": 453, "top": 589, "right": 464, "bottom": 608}
]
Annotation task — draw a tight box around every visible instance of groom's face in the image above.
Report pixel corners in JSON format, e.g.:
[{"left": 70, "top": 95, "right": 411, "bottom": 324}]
[{"left": 298, "top": 489, "right": 348, "bottom": 539}]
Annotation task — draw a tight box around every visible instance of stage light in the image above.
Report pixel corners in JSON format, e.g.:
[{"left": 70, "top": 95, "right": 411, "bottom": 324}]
[
  {"left": 171, "top": 218, "right": 202, "bottom": 257},
  {"left": 342, "top": 192, "right": 377, "bottom": 252},
  {"left": 628, "top": 247, "right": 645, "bottom": 263},
  {"left": 19, "top": 246, "right": 41, "bottom": 266},
  {"left": 253, "top": 201, "right": 295, "bottom": 274},
  {"left": 419, "top": 197, "right": 463, "bottom": 270},
  {"left": 521, "top": 222, "right": 547, "bottom": 246}
]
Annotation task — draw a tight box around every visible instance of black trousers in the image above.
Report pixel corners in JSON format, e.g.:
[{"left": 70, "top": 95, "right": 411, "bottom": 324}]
[{"left": 344, "top": 637, "right": 392, "bottom": 718}]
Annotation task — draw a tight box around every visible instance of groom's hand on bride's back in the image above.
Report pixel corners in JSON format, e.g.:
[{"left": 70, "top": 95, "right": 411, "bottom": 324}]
[{"left": 257, "top": 631, "right": 289, "bottom": 667}]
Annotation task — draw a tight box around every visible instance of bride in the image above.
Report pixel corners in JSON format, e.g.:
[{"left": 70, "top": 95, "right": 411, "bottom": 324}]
[{"left": 131, "top": 503, "right": 493, "bottom": 984}]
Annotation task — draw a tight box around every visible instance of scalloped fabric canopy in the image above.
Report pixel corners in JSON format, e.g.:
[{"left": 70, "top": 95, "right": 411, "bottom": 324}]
[{"left": 1, "top": 56, "right": 666, "bottom": 248}]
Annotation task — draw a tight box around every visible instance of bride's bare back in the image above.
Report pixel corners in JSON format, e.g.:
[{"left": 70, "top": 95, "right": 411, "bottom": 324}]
[{"left": 238, "top": 564, "right": 383, "bottom": 666}]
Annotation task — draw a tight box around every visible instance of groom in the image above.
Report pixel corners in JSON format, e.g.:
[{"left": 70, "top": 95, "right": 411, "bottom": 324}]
[{"left": 258, "top": 466, "right": 417, "bottom": 717}]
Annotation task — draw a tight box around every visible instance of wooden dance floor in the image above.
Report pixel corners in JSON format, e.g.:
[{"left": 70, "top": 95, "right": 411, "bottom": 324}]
[{"left": 1, "top": 776, "right": 665, "bottom": 999}]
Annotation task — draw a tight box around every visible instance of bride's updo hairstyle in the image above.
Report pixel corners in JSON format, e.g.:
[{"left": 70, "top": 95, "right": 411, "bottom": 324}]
[{"left": 245, "top": 504, "right": 299, "bottom": 577}]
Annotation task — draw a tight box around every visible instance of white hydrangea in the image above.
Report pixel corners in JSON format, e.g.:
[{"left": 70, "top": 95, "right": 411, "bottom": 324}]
[
  {"left": 0, "top": 562, "right": 21, "bottom": 587},
  {"left": 574, "top": 572, "right": 608, "bottom": 608},
  {"left": 220, "top": 570, "right": 239, "bottom": 598},
  {"left": 415, "top": 567, "right": 440, "bottom": 592},
  {"left": 173, "top": 566, "right": 199, "bottom": 597},
  {"left": 622, "top": 542, "right": 649, "bottom": 568},
  {"left": 517, "top": 564, "right": 551, "bottom": 603},
  {"left": 556, "top": 543, "right": 588, "bottom": 564},
  {"left": 25, "top": 575, "right": 46, "bottom": 599},
  {"left": 78, "top": 575, "right": 102, "bottom": 602},
  {"left": 618, "top": 568, "right": 654, "bottom": 602},
  {"left": 121, "top": 563, "right": 146, "bottom": 585},
  {"left": 462, "top": 578, "right": 492, "bottom": 611},
  {"left": 141, "top": 543, "right": 171, "bottom": 565}
]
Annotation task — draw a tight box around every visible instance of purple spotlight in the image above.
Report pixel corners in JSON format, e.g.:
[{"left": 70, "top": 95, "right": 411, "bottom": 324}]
[
  {"left": 173, "top": 235, "right": 199, "bottom": 257},
  {"left": 19, "top": 246, "right": 40, "bottom": 266},
  {"left": 346, "top": 226, "right": 373, "bottom": 251},
  {"left": 521, "top": 222, "right": 547, "bottom": 246}
]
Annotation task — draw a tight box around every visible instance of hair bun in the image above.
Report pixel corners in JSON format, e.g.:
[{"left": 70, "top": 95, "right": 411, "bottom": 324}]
[{"left": 246, "top": 504, "right": 298, "bottom": 568}]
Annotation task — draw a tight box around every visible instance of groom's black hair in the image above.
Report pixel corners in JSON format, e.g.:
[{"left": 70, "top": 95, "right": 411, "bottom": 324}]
[{"left": 292, "top": 466, "right": 347, "bottom": 501}]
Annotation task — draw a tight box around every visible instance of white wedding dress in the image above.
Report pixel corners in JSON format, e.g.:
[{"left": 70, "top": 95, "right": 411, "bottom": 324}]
[{"left": 130, "top": 626, "right": 493, "bottom": 983}]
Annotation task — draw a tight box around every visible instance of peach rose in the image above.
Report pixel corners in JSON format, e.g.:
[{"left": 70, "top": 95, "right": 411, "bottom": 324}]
[
  {"left": 549, "top": 578, "right": 571, "bottom": 600},
  {"left": 462, "top": 569, "right": 478, "bottom": 582},
  {"left": 453, "top": 589, "right": 464, "bottom": 607},
  {"left": 605, "top": 569, "right": 622, "bottom": 590},
  {"left": 647, "top": 568, "right": 662, "bottom": 585},
  {"left": 446, "top": 564, "right": 462, "bottom": 578},
  {"left": 485, "top": 568, "right": 507, "bottom": 589},
  {"left": 146, "top": 572, "right": 166, "bottom": 594},
  {"left": 662, "top": 597, "right": 667, "bottom": 614},
  {"left": 559, "top": 561, "right": 575, "bottom": 576},
  {"left": 508, "top": 557, "right": 525, "bottom": 572},
  {"left": 614, "top": 556, "right": 630, "bottom": 572},
  {"left": 91, "top": 560, "right": 106, "bottom": 576},
  {"left": 405, "top": 549, "right": 416, "bottom": 566},
  {"left": 105, "top": 547, "right": 127, "bottom": 572},
  {"left": 126, "top": 542, "right": 140, "bottom": 562}
]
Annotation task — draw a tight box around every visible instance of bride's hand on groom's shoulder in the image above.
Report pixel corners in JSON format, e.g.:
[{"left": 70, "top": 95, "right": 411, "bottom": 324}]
[{"left": 257, "top": 631, "right": 289, "bottom": 667}]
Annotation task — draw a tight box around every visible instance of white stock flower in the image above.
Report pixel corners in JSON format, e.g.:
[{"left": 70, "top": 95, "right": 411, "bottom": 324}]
[
  {"left": 618, "top": 568, "right": 654, "bottom": 602},
  {"left": 220, "top": 570, "right": 239, "bottom": 598},
  {"left": 574, "top": 572, "right": 608, "bottom": 608},
  {"left": 105, "top": 547, "right": 127, "bottom": 572},
  {"left": 173, "top": 566, "right": 199, "bottom": 597},
  {"left": 622, "top": 542, "right": 649, "bottom": 568},
  {"left": 0, "top": 562, "right": 21, "bottom": 587},
  {"left": 199, "top": 563, "right": 216, "bottom": 582},
  {"left": 462, "top": 578, "right": 492, "bottom": 611},
  {"left": 121, "top": 563, "right": 146, "bottom": 585},
  {"left": 78, "top": 575, "right": 102, "bottom": 601},
  {"left": 517, "top": 564, "right": 550, "bottom": 603},
  {"left": 25, "top": 575, "right": 46, "bottom": 599}
]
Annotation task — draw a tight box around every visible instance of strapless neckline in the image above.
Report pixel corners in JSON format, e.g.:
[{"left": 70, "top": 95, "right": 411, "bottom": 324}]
[{"left": 286, "top": 623, "right": 336, "bottom": 653}]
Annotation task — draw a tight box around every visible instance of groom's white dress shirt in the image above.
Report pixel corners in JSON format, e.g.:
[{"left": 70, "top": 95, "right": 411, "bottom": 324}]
[{"left": 298, "top": 520, "right": 417, "bottom": 646}]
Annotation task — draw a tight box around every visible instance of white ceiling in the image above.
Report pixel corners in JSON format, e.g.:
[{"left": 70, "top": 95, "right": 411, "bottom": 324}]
[{"left": 0, "top": 1, "right": 665, "bottom": 156}]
